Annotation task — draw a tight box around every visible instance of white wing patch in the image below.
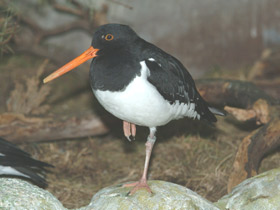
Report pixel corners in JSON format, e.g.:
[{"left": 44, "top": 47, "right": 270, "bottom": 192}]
[
  {"left": 169, "top": 101, "right": 200, "bottom": 120},
  {"left": 148, "top": 58, "right": 162, "bottom": 67},
  {"left": 0, "top": 166, "right": 30, "bottom": 178}
]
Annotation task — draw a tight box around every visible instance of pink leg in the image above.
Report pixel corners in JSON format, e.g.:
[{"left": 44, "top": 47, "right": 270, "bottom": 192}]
[
  {"left": 123, "top": 121, "right": 136, "bottom": 141},
  {"left": 131, "top": 123, "right": 136, "bottom": 137},
  {"left": 123, "top": 127, "right": 157, "bottom": 195}
]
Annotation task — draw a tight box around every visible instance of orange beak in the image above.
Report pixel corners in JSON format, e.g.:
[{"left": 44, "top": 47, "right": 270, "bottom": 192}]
[{"left": 43, "top": 46, "right": 99, "bottom": 83}]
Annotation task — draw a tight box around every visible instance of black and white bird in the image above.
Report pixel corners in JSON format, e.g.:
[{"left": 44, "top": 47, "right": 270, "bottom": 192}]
[
  {"left": 44, "top": 24, "right": 224, "bottom": 194},
  {"left": 0, "top": 137, "right": 53, "bottom": 187}
]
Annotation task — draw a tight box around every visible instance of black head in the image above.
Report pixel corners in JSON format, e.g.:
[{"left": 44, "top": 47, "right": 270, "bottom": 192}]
[
  {"left": 43, "top": 24, "right": 139, "bottom": 83},
  {"left": 91, "top": 24, "right": 139, "bottom": 50}
]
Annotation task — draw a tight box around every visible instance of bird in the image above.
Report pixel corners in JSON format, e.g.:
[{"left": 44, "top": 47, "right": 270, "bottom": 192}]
[
  {"left": 43, "top": 23, "right": 224, "bottom": 195},
  {"left": 0, "top": 137, "right": 53, "bottom": 187}
]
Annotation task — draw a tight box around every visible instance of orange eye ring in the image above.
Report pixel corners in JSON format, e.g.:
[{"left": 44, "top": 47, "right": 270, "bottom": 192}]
[{"left": 105, "top": 34, "right": 114, "bottom": 41}]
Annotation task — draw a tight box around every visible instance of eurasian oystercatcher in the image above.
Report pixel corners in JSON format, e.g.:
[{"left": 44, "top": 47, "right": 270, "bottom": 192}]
[
  {"left": 0, "top": 137, "right": 53, "bottom": 187},
  {"left": 44, "top": 24, "right": 224, "bottom": 194}
]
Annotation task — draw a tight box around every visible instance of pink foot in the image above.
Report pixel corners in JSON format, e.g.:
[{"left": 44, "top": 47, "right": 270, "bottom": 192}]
[{"left": 123, "top": 179, "right": 152, "bottom": 195}]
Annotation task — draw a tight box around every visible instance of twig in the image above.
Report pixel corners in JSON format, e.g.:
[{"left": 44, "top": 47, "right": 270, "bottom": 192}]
[
  {"left": 227, "top": 118, "right": 280, "bottom": 192},
  {"left": 0, "top": 112, "right": 108, "bottom": 143},
  {"left": 108, "top": 0, "right": 133, "bottom": 10},
  {"left": 52, "top": 3, "right": 84, "bottom": 17}
]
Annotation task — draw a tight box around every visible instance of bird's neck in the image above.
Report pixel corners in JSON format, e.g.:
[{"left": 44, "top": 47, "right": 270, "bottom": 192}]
[{"left": 90, "top": 47, "right": 142, "bottom": 92}]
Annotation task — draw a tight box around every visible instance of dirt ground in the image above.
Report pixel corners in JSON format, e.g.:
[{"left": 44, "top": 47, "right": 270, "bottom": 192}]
[{"left": 1, "top": 54, "right": 280, "bottom": 209}]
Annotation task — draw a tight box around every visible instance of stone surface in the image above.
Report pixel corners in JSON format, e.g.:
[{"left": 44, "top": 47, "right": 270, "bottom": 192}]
[
  {"left": 0, "top": 178, "right": 219, "bottom": 210},
  {"left": 3, "top": 170, "right": 280, "bottom": 210},
  {"left": 216, "top": 168, "right": 280, "bottom": 210},
  {"left": 0, "top": 178, "right": 66, "bottom": 210},
  {"left": 84, "top": 180, "right": 220, "bottom": 210}
]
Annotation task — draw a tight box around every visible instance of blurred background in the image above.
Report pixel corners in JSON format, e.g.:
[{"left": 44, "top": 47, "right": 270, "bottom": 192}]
[
  {"left": 3, "top": 0, "right": 280, "bottom": 76},
  {"left": 1, "top": 0, "right": 280, "bottom": 208}
]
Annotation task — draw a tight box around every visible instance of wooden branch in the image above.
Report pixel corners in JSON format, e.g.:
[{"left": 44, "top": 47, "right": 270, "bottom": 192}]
[
  {"left": 51, "top": 3, "right": 84, "bottom": 17},
  {"left": 254, "top": 78, "right": 280, "bottom": 87},
  {"left": 248, "top": 48, "right": 280, "bottom": 80},
  {"left": 108, "top": 0, "right": 133, "bottom": 10},
  {"left": 197, "top": 79, "right": 280, "bottom": 192},
  {"left": 196, "top": 79, "right": 278, "bottom": 109},
  {"left": 14, "top": 44, "right": 74, "bottom": 66},
  {"left": 227, "top": 118, "right": 280, "bottom": 192},
  {"left": 224, "top": 99, "right": 270, "bottom": 125},
  {"left": 14, "top": 1, "right": 108, "bottom": 49},
  {"left": 20, "top": 17, "right": 92, "bottom": 44},
  {"left": 0, "top": 113, "right": 108, "bottom": 143},
  {"left": 0, "top": 33, "right": 14, "bottom": 46}
]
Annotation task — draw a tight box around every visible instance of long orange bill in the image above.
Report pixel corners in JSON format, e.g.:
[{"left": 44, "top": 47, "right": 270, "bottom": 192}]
[{"left": 43, "top": 46, "right": 99, "bottom": 83}]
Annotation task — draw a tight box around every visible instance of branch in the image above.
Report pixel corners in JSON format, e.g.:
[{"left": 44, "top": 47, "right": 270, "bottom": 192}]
[
  {"left": 14, "top": 1, "right": 108, "bottom": 52},
  {"left": 227, "top": 118, "right": 280, "bottom": 192},
  {"left": 0, "top": 113, "right": 108, "bottom": 143},
  {"left": 196, "top": 79, "right": 278, "bottom": 108},
  {"left": 224, "top": 99, "right": 270, "bottom": 125}
]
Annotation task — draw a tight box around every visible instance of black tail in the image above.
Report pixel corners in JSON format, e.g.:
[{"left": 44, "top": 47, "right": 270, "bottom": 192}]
[
  {"left": 195, "top": 93, "right": 226, "bottom": 123},
  {"left": 0, "top": 137, "right": 53, "bottom": 187},
  {"left": 209, "top": 107, "right": 226, "bottom": 117}
]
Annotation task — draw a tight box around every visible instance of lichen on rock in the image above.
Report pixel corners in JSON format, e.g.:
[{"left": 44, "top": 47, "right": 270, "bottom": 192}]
[
  {"left": 85, "top": 180, "right": 220, "bottom": 210},
  {"left": 216, "top": 168, "right": 280, "bottom": 210},
  {"left": 0, "top": 178, "right": 66, "bottom": 210}
]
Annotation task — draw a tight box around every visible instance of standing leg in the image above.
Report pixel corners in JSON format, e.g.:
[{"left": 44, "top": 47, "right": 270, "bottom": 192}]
[{"left": 123, "top": 127, "right": 157, "bottom": 195}]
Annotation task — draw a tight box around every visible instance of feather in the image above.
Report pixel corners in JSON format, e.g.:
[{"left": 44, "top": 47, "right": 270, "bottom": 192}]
[{"left": 0, "top": 137, "right": 53, "bottom": 187}]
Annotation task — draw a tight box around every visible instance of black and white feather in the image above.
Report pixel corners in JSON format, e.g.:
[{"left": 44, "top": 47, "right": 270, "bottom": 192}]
[
  {"left": 0, "top": 137, "right": 53, "bottom": 187},
  {"left": 144, "top": 58, "right": 219, "bottom": 122},
  {"left": 90, "top": 24, "right": 225, "bottom": 128}
]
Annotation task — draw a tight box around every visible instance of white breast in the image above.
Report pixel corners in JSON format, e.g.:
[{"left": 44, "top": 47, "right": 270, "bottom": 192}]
[{"left": 93, "top": 61, "right": 200, "bottom": 127}]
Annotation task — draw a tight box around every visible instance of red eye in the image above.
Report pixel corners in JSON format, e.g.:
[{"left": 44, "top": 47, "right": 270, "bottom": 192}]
[{"left": 105, "top": 34, "right": 114, "bottom": 41}]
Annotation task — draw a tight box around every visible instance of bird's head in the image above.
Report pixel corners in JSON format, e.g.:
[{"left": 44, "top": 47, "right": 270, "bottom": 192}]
[
  {"left": 43, "top": 24, "right": 137, "bottom": 83},
  {"left": 92, "top": 24, "right": 138, "bottom": 51}
]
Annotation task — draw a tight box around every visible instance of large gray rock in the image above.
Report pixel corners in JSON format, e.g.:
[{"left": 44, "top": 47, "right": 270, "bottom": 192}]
[
  {"left": 2, "top": 169, "right": 280, "bottom": 210},
  {"left": 0, "top": 178, "right": 66, "bottom": 210},
  {"left": 84, "top": 180, "right": 219, "bottom": 210},
  {"left": 216, "top": 168, "right": 280, "bottom": 210},
  {"left": 0, "top": 178, "right": 219, "bottom": 210}
]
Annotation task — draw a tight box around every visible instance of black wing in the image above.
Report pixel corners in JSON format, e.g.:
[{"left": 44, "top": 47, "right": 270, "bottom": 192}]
[
  {"left": 0, "top": 137, "right": 53, "bottom": 187},
  {"left": 145, "top": 56, "right": 221, "bottom": 122}
]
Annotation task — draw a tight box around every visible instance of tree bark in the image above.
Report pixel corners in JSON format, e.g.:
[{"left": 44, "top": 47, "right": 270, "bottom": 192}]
[
  {"left": 227, "top": 118, "right": 280, "bottom": 192},
  {"left": 0, "top": 113, "right": 108, "bottom": 143},
  {"left": 196, "top": 79, "right": 278, "bottom": 108}
]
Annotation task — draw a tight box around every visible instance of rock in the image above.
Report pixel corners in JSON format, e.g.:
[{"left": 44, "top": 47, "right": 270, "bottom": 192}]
[
  {"left": 0, "top": 178, "right": 219, "bottom": 210},
  {"left": 0, "top": 178, "right": 220, "bottom": 210},
  {"left": 0, "top": 178, "right": 66, "bottom": 210},
  {"left": 84, "top": 180, "right": 220, "bottom": 210},
  {"left": 216, "top": 168, "right": 280, "bottom": 210},
  {"left": 3, "top": 170, "right": 280, "bottom": 210}
]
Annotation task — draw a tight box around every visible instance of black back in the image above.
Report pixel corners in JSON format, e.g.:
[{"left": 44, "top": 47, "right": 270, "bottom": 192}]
[{"left": 138, "top": 40, "right": 218, "bottom": 122}]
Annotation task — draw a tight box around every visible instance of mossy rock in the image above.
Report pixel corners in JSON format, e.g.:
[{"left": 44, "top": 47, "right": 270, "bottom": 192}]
[
  {"left": 0, "top": 178, "right": 219, "bottom": 210},
  {"left": 0, "top": 178, "right": 66, "bottom": 210},
  {"left": 85, "top": 180, "right": 220, "bottom": 210},
  {"left": 216, "top": 168, "right": 280, "bottom": 210},
  {"left": 2, "top": 169, "right": 280, "bottom": 210}
]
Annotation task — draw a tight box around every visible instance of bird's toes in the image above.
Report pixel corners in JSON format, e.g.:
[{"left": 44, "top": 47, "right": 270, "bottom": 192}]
[
  {"left": 125, "top": 135, "right": 132, "bottom": 141},
  {"left": 130, "top": 135, "right": 136, "bottom": 141}
]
